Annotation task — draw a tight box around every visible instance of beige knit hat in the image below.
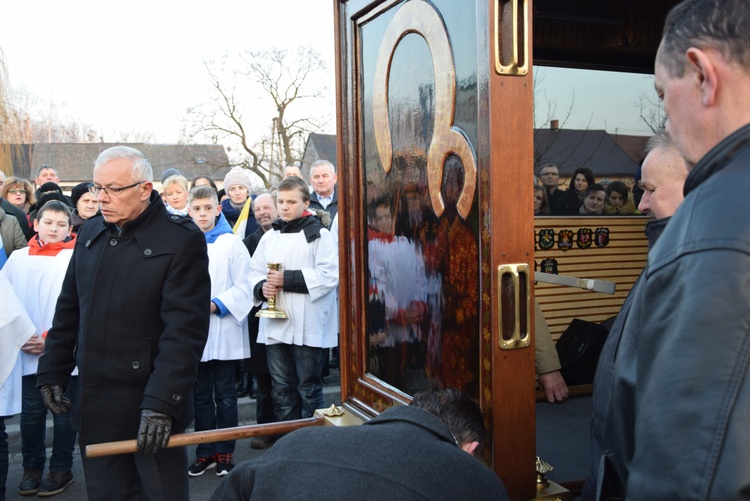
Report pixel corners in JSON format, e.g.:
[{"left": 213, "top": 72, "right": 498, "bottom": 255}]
[{"left": 223, "top": 166, "right": 254, "bottom": 193}]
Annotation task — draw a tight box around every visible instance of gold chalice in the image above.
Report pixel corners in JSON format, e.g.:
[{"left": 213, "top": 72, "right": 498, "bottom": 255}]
[{"left": 256, "top": 262, "right": 288, "bottom": 319}]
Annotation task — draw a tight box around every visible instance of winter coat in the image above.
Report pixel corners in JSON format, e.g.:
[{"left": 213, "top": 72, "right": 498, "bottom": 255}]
[
  {"left": 36, "top": 191, "right": 210, "bottom": 443},
  {"left": 209, "top": 405, "right": 509, "bottom": 501},
  {"left": 0, "top": 206, "right": 26, "bottom": 258},
  {"left": 599, "top": 124, "right": 750, "bottom": 499},
  {"left": 308, "top": 187, "right": 339, "bottom": 224}
]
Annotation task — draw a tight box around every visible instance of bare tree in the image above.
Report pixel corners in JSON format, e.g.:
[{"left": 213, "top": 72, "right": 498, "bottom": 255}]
[
  {"left": 0, "top": 85, "right": 101, "bottom": 143},
  {"left": 636, "top": 92, "right": 667, "bottom": 133},
  {"left": 533, "top": 69, "right": 597, "bottom": 175},
  {"left": 182, "top": 46, "right": 330, "bottom": 188},
  {"left": 0, "top": 48, "right": 8, "bottom": 125},
  {"left": 116, "top": 129, "right": 157, "bottom": 143}
]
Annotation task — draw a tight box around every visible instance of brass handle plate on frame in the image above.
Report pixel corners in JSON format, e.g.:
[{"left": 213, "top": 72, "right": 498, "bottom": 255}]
[
  {"left": 494, "top": 0, "right": 529, "bottom": 75},
  {"left": 497, "top": 263, "right": 531, "bottom": 350}
]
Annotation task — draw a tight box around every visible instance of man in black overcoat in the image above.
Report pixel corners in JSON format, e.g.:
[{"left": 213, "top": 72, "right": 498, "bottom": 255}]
[{"left": 36, "top": 146, "right": 210, "bottom": 500}]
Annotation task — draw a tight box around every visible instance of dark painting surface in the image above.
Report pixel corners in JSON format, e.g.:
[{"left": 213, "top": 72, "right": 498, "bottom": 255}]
[{"left": 361, "top": 0, "right": 481, "bottom": 398}]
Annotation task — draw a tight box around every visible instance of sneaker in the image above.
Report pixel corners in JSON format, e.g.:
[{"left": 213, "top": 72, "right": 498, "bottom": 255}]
[
  {"left": 215, "top": 453, "right": 234, "bottom": 476},
  {"left": 37, "top": 470, "right": 74, "bottom": 497},
  {"left": 188, "top": 455, "right": 217, "bottom": 477},
  {"left": 18, "top": 469, "right": 42, "bottom": 496}
]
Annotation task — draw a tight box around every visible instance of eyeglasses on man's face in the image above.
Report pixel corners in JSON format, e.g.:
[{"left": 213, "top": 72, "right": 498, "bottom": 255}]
[
  {"left": 89, "top": 181, "right": 143, "bottom": 197},
  {"left": 541, "top": 172, "right": 559, "bottom": 177},
  {"left": 7, "top": 189, "right": 26, "bottom": 195}
]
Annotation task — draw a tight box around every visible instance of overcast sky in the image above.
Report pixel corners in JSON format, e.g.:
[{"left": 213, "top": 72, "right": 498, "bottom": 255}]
[
  {"left": 1, "top": 1, "right": 656, "bottom": 147},
  {"left": 0, "top": 0, "right": 337, "bottom": 143}
]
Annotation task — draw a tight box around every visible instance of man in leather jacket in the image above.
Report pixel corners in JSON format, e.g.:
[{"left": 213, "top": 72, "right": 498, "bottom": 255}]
[
  {"left": 597, "top": 1, "right": 750, "bottom": 498},
  {"left": 583, "top": 131, "right": 688, "bottom": 500}
]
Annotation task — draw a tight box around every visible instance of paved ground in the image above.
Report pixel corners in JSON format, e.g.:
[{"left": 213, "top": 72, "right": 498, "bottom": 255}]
[{"left": 4, "top": 370, "right": 341, "bottom": 500}]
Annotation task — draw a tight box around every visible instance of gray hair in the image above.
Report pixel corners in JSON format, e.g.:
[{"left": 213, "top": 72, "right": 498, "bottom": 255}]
[
  {"left": 538, "top": 163, "right": 559, "bottom": 175},
  {"left": 310, "top": 159, "right": 336, "bottom": 174},
  {"left": 658, "top": 0, "right": 750, "bottom": 77},
  {"left": 94, "top": 146, "right": 153, "bottom": 183},
  {"left": 645, "top": 130, "right": 679, "bottom": 156},
  {"left": 36, "top": 164, "right": 59, "bottom": 177}
]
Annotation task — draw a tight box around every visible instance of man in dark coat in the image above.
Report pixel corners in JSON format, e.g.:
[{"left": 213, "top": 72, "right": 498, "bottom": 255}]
[
  {"left": 36, "top": 146, "right": 210, "bottom": 500},
  {"left": 598, "top": 1, "right": 750, "bottom": 498},
  {"left": 210, "top": 388, "right": 509, "bottom": 501},
  {"left": 307, "top": 159, "right": 338, "bottom": 224},
  {"left": 538, "top": 163, "right": 564, "bottom": 214},
  {"left": 583, "top": 130, "right": 688, "bottom": 500},
  {"left": 307, "top": 160, "right": 339, "bottom": 372}
]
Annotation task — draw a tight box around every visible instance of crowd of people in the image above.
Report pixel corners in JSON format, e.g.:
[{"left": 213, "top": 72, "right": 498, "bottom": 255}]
[
  {"left": 1, "top": 0, "right": 748, "bottom": 498},
  {"left": 535, "top": 164, "right": 642, "bottom": 216},
  {"left": 0, "top": 149, "right": 542, "bottom": 500},
  {"left": 0, "top": 155, "right": 344, "bottom": 499}
]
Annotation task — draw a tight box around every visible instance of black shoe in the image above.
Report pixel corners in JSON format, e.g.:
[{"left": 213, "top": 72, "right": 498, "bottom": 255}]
[
  {"left": 188, "top": 455, "right": 217, "bottom": 477},
  {"left": 236, "top": 373, "right": 250, "bottom": 398},
  {"left": 250, "top": 435, "right": 278, "bottom": 450},
  {"left": 18, "top": 469, "right": 42, "bottom": 496},
  {"left": 37, "top": 470, "right": 74, "bottom": 497},
  {"left": 215, "top": 453, "right": 234, "bottom": 476}
]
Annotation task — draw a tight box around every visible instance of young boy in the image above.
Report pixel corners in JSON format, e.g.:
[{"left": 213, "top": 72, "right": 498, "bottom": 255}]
[
  {"left": 187, "top": 185, "right": 253, "bottom": 477},
  {"left": 249, "top": 176, "right": 338, "bottom": 423},
  {"left": 2, "top": 200, "right": 77, "bottom": 496}
]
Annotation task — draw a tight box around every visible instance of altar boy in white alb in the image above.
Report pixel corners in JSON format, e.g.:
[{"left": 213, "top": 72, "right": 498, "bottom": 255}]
[
  {"left": 250, "top": 176, "right": 338, "bottom": 423},
  {"left": 0, "top": 274, "right": 35, "bottom": 501},
  {"left": 2, "top": 200, "right": 78, "bottom": 496},
  {"left": 186, "top": 185, "right": 253, "bottom": 478}
]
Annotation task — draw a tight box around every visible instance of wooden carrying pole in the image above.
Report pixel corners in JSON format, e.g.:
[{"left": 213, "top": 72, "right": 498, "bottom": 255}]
[{"left": 85, "top": 417, "right": 324, "bottom": 458}]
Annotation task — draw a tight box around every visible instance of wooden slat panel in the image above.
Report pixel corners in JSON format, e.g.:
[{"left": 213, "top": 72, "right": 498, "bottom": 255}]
[{"left": 534, "top": 216, "right": 648, "bottom": 340}]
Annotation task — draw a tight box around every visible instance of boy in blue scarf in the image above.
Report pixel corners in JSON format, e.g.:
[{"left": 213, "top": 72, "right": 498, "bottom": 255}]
[{"left": 186, "top": 186, "right": 253, "bottom": 477}]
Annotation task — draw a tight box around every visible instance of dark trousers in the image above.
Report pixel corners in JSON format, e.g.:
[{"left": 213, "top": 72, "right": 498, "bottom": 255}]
[
  {"left": 0, "top": 417, "right": 7, "bottom": 501},
  {"left": 21, "top": 374, "right": 77, "bottom": 472},
  {"left": 266, "top": 344, "right": 325, "bottom": 421},
  {"left": 254, "top": 372, "right": 275, "bottom": 425},
  {"left": 80, "top": 442, "right": 188, "bottom": 501},
  {"left": 193, "top": 360, "right": 238, "bottom": 458}
]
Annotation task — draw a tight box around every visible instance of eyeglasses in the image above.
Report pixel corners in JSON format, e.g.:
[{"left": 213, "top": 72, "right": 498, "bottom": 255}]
[
  {"left": 541, "top": 172, "right": 559, "bottom": 177},
  {"left": 7, "top": 189, "right": 26, "bottom": 195},
  {"left": 89, "top": 181, "right": 143, "bottom": 197}
]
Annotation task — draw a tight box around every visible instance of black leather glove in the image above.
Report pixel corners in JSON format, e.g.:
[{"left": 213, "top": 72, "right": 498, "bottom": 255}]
[
  {"left": 40, "top": 385, "right": 71, "bottom": 415},
  {"left": 137, "top": 409, "right": 172, "bottom": 454}
]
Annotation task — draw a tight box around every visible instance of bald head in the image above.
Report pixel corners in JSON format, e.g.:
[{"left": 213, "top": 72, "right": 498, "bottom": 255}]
[
  {"left": 638, "top": 144, "right": 688, "bottom": 220},
  {"left": 253, "top": 193, "right": 278, "bottom": 231},
  {"left": 284, "top": 165, "right": 302, "bottom": 178}
]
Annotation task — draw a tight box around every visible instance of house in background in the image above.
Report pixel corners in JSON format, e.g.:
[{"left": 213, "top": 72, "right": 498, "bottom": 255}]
[
  {"left": 611, "top": 134, "right": 650, "bottom": 165},
  {"left": 2, "top": 143, "right": 231, "bottom": 190},
  {"left": 534, "top": 121, "right": 645, "bottom": 188},
  {"left": 300, "top": 133, "right": 337, "bottom": 179},
  {"left": 299, "top": 127, "right": 649, "bottom": 190}
]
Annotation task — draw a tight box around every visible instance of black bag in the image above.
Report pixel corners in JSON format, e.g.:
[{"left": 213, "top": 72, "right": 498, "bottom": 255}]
[{"left": 555, "top": 318, "right": 609, "bottom": 386}]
